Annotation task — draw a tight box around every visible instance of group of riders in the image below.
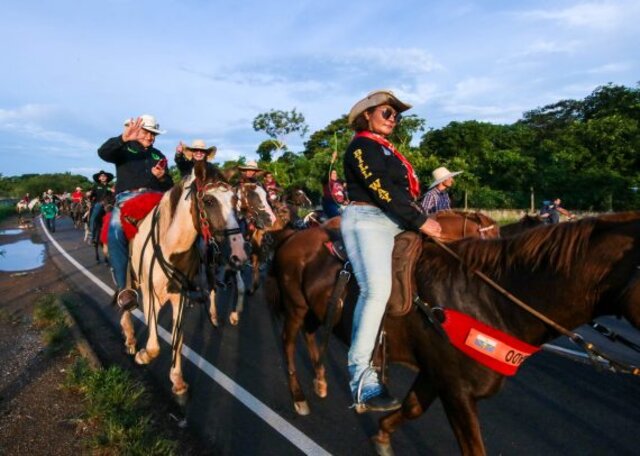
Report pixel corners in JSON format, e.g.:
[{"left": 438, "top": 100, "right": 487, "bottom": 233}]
[{"left": 29, "top": 91, "right": 577, "bottom": 414}]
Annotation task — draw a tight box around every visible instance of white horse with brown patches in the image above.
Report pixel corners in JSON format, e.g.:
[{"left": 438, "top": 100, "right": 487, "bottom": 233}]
[{"left": 121, "top": 161, "right": 248, "bottom": 402}]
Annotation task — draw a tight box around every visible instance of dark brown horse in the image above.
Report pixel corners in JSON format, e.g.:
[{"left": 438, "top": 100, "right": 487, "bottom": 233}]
[
  {"left": 267, "top": 210, "right": 499, "bottom": 415},
  {"left": 500, "top": 213, "right": 546, "bottom": 237},
  {"left": 268, "top": 211, "right": 640, "bottom": 455}
]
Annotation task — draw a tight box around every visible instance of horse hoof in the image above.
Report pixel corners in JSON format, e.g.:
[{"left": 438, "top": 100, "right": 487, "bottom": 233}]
[
  {"left": 372, "top": 438, "right": 394, "bottom": 456},
  {"left": 294, "top": 400, "right": 310, "bottom": 416},
  {"left": 313, "top": 379, "right": 328, "bottom": 398},
  {"left": 173, "top": 389, "right": 189, "bottom": 407},
  {"left": 125, "top": 345, "right": 136, "bottom": 356},
  {"left": 135, "top": 350, "right": 154, "bottom": 365},
  {"left": 229, "top": 312, "right": 239, "bottom": 326},
  {"left": 210, "top": 317, "right": 219, "bottom": 328}
]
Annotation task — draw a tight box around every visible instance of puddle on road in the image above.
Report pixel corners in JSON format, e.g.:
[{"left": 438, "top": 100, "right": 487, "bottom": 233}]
[
  {"left": 0, "top": 229, "right": 23, "bottom": 235},
  {"left": 0, "top": 239, "right": 45, "bottom": 272}
]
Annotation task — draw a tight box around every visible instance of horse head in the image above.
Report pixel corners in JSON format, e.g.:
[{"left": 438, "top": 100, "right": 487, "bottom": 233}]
[
  {"left": 192, "top": 162, "right": 248, "bottom": 269},
  {"left": 434, "top": 210, "right": 500, "bottom": 242},
  {"left": 235, "top": 182, "right": 277, "bottom": 230},
  {"left": 285, "top": 188, "right": 313, "bottom": 208}
]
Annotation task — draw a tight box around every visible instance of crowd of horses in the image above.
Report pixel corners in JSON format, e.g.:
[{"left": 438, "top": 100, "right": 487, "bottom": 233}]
[{"left": 22, "top": 166, "right": 640, "bottom": 455}]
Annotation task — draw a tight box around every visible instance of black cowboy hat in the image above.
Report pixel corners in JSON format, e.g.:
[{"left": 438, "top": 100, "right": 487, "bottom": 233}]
[{"left": 93, "top": 170, "right": 114, "bottom": 183}]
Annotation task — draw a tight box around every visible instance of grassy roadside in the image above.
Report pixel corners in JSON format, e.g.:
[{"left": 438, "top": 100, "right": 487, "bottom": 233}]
[
  {"left": 0, "top": 206, "right": 15, "bottom": 223},
  {"left": 33, "top": 294, "right": 179, "bottom": 455}
]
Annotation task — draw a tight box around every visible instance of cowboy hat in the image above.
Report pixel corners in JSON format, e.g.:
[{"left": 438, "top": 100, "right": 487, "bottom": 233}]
[
  {"left": 348, "top": 89, "right": 412, "bottom": 125},
  {"left": 237, "top": 160, "right": 263, "bottom": 172},
  {"left": 429, "top": 167, "right": 463, "bottom": 189},
  {"left": 92, "top": 170, "right": 114, "bottom": 183},
  {"left": 182, "top": 139, "right": 217, "bottom": 161},
  {"left": 123, "top": 114, "right": 166, "bottom": 135}
]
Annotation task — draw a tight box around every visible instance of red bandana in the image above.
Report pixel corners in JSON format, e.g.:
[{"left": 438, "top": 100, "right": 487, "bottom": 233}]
[{"left": 355, "top": 131, "right": 421, "bottom": 199}]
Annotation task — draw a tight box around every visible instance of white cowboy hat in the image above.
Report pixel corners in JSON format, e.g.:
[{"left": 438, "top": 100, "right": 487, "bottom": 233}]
[
  {"left": 348, "top": 89, "right": 412, "bottom": 125},
  {"left": 429, "top": 167, "right": 463, "bottom": 189},
  {"left": 124, "top": 114, "right": 166, "bottom": 135},
  {"left": 237, "top": 160, "right": 263, "bottom": 171}
]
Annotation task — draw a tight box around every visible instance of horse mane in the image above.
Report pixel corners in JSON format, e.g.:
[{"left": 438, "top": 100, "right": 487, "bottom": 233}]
[{"left": 450, "top": 216, "right": 599, "bottom": 277}]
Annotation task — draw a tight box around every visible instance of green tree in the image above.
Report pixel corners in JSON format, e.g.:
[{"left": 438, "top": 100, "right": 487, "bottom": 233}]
[{"left": 252, "top": 108, "right": 309, "bottom": 162}]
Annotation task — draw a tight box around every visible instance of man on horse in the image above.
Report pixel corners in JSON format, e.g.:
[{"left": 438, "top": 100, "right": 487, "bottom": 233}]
[
  {"left": 89, "top": 170, "right": 114, "bottom": 245},
  {"left": 420, "top": 166, "right": 462, "bottom": 215},
  {"left": 540, "top": 198, "right": 575, "bottom": 224},
  {"left": 98, "top": 114, "right": 174, "bottom": 311}
]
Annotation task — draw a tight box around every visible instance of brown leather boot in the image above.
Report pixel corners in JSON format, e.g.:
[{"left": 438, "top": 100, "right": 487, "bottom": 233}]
[{"left": 116, "top": 289, "right": 138, "bottom": 311}]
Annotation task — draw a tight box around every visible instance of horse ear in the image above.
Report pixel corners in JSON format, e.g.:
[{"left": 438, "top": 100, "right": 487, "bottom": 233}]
[
  {"left": 222, "top": 167, "right": 237, "bottom": 183},
  {"left": 194, "top": 160, "right": 207, "bottom": 183}
]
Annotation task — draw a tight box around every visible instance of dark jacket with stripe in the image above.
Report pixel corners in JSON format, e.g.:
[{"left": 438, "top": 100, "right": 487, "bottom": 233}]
[
  {"left": 343, "top": 136, "right": 427, "bottom": 230},
  {"left": 98, "top": 136, "right": 174, "bottom": 194}
]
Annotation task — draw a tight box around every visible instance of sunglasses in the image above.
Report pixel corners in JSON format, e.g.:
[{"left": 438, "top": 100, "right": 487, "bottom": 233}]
[{"left": 378, "top": 107, "right": 401, "bottom": 122}]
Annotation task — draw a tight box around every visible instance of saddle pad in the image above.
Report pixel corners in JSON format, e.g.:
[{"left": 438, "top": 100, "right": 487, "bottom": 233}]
[
  {"left": 100, "top": 212, "right": 111, "bottom": 245},
  {"left": 441, "top": 309, "right": 540, "bottom": 376},
  {"left": 120, "top": 192, "right": 163, "bottom": 240},
  {"left": 387, "top": 231, "right": 423, "bottom": 317}
]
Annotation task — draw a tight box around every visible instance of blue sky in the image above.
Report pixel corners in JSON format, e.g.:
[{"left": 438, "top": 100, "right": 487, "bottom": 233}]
[{"left": 1, "top": 0, "right": 638, "bottom": 178}]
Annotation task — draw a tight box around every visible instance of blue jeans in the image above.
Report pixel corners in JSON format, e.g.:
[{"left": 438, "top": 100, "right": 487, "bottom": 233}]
[
  {"left": 108, "top": 190, "right": 145, "bottom": 289},
  {"left": 340, "top": 204, "right": 403, "bottom": 401},
  {"left": 89, "top": 202, "right": 103, "bottom": 241}
]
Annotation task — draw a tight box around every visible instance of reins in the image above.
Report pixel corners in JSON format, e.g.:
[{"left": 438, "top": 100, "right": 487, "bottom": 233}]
[{"left": 425, "top": 236, "right": 640, "bottom": 376}]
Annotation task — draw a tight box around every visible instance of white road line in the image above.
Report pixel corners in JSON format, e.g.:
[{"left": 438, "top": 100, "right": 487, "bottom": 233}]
[{"left": 39, "top": 218, "right": 331, "bottom": 456}]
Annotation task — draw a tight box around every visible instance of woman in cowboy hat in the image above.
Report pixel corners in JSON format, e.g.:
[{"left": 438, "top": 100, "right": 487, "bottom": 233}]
[
  {"left": 89, "top": 170, "right": 115, "bottom": 244},
  {"left": 175, "top": 139, "right": 217, "bottom": 177},
  {"left": 341, "top": 89, "right": 442, "bottom": 413},
  {"left": 237, "top": 160, "right": 264, "bottom": 184},
  {"left": 420, "top": 166, "right": 463, "bottom": 215}
]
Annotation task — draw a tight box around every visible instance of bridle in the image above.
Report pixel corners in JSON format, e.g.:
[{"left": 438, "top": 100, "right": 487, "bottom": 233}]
[
  {"left": 193, "top": 180, "right": 242, "bottom": 246},
  {"left": 462, "top": 212, "right": 496, "bottom": 240}
]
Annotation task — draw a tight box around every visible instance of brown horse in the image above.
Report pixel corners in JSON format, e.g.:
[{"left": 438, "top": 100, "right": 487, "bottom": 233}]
[
  {"left": 267, "top": 210, "right": 499, "bottom": 415},
  {"left": 268, "top": 211, "right": 640, "bottom": 455},
  {"left": 500, "top": 213, "right": 546, "bottom": 237}
]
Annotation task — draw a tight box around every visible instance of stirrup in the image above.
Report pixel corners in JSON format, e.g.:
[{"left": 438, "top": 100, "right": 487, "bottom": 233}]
[
  {"left": 117, "top": 289, "right": 139, "bottom": 311},
  {"left": 351, "top": 365, "right": 378, "bottom": 413}
]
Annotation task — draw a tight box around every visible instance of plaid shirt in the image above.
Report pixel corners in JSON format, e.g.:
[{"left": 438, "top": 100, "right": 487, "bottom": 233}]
[{"left": 420, "top": 187, "right": 451, "bottom": 214}]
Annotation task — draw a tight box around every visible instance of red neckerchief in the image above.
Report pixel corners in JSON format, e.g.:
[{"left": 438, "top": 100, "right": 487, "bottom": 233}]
[{"left": 355, "top": 131, "right": 420, "bottom": 199}]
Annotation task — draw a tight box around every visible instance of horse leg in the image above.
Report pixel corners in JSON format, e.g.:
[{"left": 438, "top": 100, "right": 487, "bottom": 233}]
[
  {"left": 302, "top": 330, "right": 327, "bottom": 399},
  {"left": 229, "top": 270, "right": 245, "bottom": 326},
  {"left": 168, "top": 294, "right": 189, "bottom": 405},
  {"left": 250, "top": 252, "right": 261, "bottom": 295},
  {"left": 372, "top": 373, "right": 437, "bottom": 455},
  {"left": 208, "top": 288, "right": 218, "bottom": 327},
  {"left": 440, "top": 392, "right": 486, "bottom": 456},
  {"left": 135, "top": 289, "right": 161, "bottom": 365},
  {"left": 120, "top": 310, "right": 137, "bottom": 355},
  {"left": 282, "top": 303, "right": 311, "bottom": 415}
]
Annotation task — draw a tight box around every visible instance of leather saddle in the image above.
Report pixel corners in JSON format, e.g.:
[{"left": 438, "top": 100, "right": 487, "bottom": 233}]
[{"left": 324, "top": 228, "right": 423, "bottom": 317}]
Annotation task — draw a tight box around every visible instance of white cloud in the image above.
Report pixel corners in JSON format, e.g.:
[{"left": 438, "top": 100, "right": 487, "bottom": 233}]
[
  {"left": 344, "top": 48, "right": 443, "bottom": 75},
  {"left": 521, "top": 2, "right": 628, "bottom": 29}
]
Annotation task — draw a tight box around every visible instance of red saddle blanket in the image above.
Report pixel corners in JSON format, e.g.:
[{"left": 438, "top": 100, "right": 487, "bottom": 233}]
[
  {"left": 99, "top": 192, "right": 163, "bottom": 243},
  {"left": 442, "top": 309, "right": 540, "bottom": 376},
  {"left": 120, "top": 192, "right": 163, "bottom": 240}
]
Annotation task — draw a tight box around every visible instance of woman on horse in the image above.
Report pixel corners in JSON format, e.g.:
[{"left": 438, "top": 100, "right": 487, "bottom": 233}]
[
  {"left": 175, "top": 139, "right": 217, "bottom": 178},
  {"left": 341, "top": 89, "right": 441, "bottom": 412},
  {"left": 89, "top": 170, "right": 114, "bottom": 244}
]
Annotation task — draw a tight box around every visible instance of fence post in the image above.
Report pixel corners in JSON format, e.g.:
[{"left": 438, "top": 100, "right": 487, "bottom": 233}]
[{"left": 530, "top": 187, "right": 535, "bottom": 213}]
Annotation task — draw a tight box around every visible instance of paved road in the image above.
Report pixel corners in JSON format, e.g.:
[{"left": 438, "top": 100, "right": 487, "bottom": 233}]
[{"left": 39, "top": 216, "right": 640, "bottom": 455}]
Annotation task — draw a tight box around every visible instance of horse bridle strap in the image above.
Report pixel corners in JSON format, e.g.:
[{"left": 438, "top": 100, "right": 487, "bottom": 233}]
[{"left": 430, "top": 237, "right": 640, "bottom": 376}]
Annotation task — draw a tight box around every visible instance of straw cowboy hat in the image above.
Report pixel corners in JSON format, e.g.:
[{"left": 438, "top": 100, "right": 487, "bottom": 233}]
[
  {"left": 237, "top": 160, "right": 263, "bottom": 172},
  {"left": 92, "top": 170, "right": 114, "bottom": 183},
  {"left": 348, "top": 89, "right": 412, "bottom": 125},
  {"left": 429, "top": 167, "right": 463, "bottom": 189},
  {"left": 123, "top": 114, "right": 166, "bottom": 135},
  {"left": 182, "top": 139, "right": 217, "bottom": 161}
]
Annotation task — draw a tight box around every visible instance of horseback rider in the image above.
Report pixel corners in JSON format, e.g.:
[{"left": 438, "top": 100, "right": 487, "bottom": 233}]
[
  {"left": 540, "top": 197, "right": 575, "bottom": 224},
  {"left": 174, "top": 139, "right": 217, "bottom": 178},
  {"left": 71, "top": 187, "right": 83, "bottom": 204},
  {"left": 420, "top": 166, "right": 463, "bottom": 215},
  {"left": 98, "top": 114, "right": 174, "bottom": 310},
  {"left": 88, "top": 170, "right": 114, "bottom": 244},
  {"left": 341, "top": 89, "right": 442, "bottom": 412}
]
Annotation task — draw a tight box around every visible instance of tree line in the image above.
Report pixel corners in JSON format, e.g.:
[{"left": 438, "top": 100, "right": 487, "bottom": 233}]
[{"left": 2, "top": 83, "right": 638, "bottom": 211}]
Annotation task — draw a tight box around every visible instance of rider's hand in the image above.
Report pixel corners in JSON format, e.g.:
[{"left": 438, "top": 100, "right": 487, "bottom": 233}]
[
  {"left": 176, "top": 141, "right": 184, "bottom": 154},
  {"left": 151, "top": 164, "right": 165, "bottom": 179},
  {"left": 122, "top": 117, "right": 142, "bottom": 142},
  {"left": 419, "top": 218, "right": 441, "bottom": 238}
]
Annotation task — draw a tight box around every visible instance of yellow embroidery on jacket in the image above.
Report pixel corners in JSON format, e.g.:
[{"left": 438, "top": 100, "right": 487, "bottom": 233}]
[
  {"left": 369, "top": 178, "right": 392, "bottom": 202},
  {"left": 354, "top": 149, "right": 372, "bottom": 179}
]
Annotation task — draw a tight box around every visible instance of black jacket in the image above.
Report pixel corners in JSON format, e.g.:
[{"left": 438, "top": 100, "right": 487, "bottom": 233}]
[
  {"left": 90, "top": 183, "right": 112, "bottom": 203},
  {"left": 343, "top": 136, "right": 427, "bottom": 230},
  {"left": 98, "top": 136, "right": 173, "bottom": 194}
]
